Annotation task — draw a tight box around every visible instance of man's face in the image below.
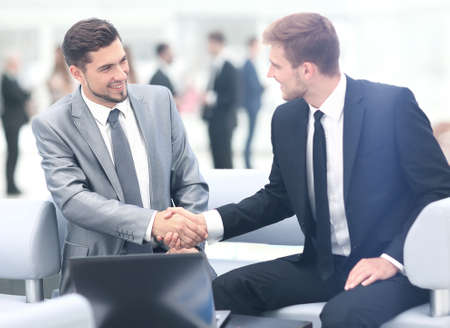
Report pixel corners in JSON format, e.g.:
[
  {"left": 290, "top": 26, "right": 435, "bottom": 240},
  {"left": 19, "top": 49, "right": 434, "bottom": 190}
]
[
  {"left": 208, "top": 39, "right": 223, "bottom": 57},
  {"left": 162, "top": 47, "right": 174, "bottom": 65},
  {"left": 71, "top": 38, "right": 129, "bottom": 108},
  {"left": 267, "top": 44, "right": 307, "bottom": 101}
]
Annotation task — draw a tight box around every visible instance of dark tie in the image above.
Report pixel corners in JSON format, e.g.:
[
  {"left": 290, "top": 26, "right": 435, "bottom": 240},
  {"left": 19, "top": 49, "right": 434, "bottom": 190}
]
[
  {"left": 313, "top": 110, "right": 334, "bottom": 280},
  {"left": 107, "top": 108, "right": 143, "bottom": 207},
  {"left": 108, "top": 109, "right": 154, "bottom": 254}
]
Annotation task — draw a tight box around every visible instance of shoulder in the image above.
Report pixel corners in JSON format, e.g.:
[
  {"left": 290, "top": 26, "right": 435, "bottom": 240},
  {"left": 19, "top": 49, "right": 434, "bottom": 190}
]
[
  {"left": 273, "top": 98, "right": 308, "bottom": 121},
  {"left": 33, "top": 93, "right": 73, "bottom": 125},
  {"left": 349, "top": 76, "right": 415, "bottom": 105},
  {"left": 128, "top": 83, "right": 171, "bottom": 100},
  {"left": 223, "top": 60, "right": 237, "bottom": 72}
]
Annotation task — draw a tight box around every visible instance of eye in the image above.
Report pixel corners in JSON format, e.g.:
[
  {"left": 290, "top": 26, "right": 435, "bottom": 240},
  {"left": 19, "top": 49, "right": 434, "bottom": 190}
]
[{"left": 99, "top": 65, "right": 112, "bottom": 72}]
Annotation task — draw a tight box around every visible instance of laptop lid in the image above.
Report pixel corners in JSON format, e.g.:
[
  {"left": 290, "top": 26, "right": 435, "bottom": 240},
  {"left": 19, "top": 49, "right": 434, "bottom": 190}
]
[{"left": 70, "top": 253, "right": 216, "bottom": 328}]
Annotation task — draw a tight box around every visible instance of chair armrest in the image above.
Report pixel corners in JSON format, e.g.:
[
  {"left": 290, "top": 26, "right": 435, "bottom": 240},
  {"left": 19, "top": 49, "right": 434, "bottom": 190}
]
[
  {"left": 0, "top": 294, "right": 95, "bottom": 328},
  {"left": 404, "top": 197, "right": 450, "bottom": 290},
  {"left": 404, "top": 197, "right": 450, "bottom": 317}
]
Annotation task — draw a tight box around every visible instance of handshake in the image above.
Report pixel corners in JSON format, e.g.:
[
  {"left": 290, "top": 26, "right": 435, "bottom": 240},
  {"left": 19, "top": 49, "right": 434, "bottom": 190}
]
[{"left": 152, "top": 208, "right": 208, "bottom": 249}]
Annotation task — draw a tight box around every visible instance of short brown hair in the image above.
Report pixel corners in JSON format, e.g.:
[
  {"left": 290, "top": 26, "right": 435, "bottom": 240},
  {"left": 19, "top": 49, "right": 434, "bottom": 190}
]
[
  {"left": 263, "top": 13, "right": 340, "bottom": 76},
  {"left": 62, "top": 18, "right": 121, "bottom": 70},
  {"left": 208, "top": 31, "right": 225, "bottom": 44}
]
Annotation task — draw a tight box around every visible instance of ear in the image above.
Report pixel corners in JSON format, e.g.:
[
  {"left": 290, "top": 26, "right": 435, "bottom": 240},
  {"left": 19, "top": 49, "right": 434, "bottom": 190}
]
[
  {"left": 69, "top": 65, "right": 84, "bottom": 84},
  {"left": 302, "top": 62, "right": 317, "bottom": 80}
]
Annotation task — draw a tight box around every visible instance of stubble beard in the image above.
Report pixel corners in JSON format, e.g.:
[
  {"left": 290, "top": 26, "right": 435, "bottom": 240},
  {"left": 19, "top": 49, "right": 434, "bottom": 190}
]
[{"left": 87, "top": 80, "right": 128, "bottom": 105}]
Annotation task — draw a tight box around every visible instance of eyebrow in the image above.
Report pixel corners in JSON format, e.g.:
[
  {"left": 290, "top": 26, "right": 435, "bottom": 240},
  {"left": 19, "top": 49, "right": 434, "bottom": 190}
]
[
  {"left": 97, "top": 55, "right": 127, "bottom": 72},
  {"left": 269, "top": 59, "right": 280, "bottom": 68}
]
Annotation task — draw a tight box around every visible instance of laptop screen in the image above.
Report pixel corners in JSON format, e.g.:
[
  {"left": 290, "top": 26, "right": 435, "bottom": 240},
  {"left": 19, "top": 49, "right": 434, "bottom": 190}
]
[{"left": 70, "top": 253, "right": 216, "bottom": 328}]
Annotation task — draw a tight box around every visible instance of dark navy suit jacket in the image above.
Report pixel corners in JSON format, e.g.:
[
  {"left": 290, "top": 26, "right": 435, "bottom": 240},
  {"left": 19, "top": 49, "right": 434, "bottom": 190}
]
[{"left": 218, "top": 75, "right": 450, "bottom": 267}]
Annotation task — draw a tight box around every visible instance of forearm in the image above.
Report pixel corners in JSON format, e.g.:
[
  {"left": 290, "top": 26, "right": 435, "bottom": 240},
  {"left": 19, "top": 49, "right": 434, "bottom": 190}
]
[{"left": 62, "top": 189, "right": 154, "bottom": 244}]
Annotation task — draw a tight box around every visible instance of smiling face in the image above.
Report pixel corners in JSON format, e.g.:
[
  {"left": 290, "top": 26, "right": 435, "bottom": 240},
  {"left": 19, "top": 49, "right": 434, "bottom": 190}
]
[
  {"left": 267, "top": 44, "right": 308, "bottom": 101},
  {"left": 70, "top": 38, "right": 129, "bottom": 108}
]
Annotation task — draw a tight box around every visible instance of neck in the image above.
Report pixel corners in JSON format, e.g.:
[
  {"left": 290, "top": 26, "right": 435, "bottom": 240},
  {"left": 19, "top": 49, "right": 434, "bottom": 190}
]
[{"left": 305, "top": 72, "right": 341, "bottom": 108}]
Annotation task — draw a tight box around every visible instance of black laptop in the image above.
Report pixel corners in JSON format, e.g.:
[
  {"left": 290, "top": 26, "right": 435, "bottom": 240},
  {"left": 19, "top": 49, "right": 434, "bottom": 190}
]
[{"left": 70, "top": 253, "right": 229, "bottom": 328}]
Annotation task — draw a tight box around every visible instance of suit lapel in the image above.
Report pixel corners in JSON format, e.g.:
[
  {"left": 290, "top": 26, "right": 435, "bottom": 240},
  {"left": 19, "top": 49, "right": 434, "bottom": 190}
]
[
  {"left": 128, "top": 89, "right": 156, "bottom": 206},
  {"left": 280, "top": 100, "right": 312, "bottom": 232},
  {"left": 343, "top": 76, "right": 365, "bottom": 202},
  {"left": 71, "top": 87, "right": 125, "bottom": 201}
]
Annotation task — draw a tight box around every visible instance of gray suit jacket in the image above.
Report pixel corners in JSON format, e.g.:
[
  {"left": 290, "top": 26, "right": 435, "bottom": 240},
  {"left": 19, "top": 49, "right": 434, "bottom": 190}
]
[{"left": 32, "top": 84, "right": 209, "bottom": 294}]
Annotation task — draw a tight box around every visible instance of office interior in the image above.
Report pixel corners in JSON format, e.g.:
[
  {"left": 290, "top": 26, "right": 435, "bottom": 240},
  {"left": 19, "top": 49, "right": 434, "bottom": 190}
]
[{"left": 0, "top": 1, "right": 449, "bottom": 327}]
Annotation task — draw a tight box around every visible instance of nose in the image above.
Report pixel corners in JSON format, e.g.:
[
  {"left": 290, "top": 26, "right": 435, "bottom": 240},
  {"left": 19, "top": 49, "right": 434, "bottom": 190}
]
[
  {"left": 115, "top": 64, "right": 128, "bottom": 80},
  {"left": 267, "top": 65, "right": 274, "bottom": 78}
]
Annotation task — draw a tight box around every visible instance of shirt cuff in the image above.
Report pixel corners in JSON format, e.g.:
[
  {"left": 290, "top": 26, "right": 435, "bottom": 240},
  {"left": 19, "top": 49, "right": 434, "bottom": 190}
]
[
  {"left": 381, "top": 253, "right": 405, "bottom": 275},
  {"left": 145, "top": 211, "right": 157, "bottom": 242},
  {"left": 204, "top": 209, "right": 224, "bottom": 244}
]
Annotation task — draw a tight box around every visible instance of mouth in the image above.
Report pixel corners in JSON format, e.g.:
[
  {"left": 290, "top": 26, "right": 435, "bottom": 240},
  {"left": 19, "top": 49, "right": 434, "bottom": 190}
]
[{"left": 108, "top": 81, "right": 126, "bottom": 91}]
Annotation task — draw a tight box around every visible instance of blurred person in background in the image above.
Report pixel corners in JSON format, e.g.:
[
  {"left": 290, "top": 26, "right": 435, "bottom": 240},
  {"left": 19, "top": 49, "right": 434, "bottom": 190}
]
[
  {"left": 124, "top": 45, "right": 138, "bottom": 84},
  {"left": 202, "top": 31, "right": 239, "bottom": 168},
  {"left": 1, "top": 54, "right": 30, "bottom": 196},
  {"left": 149, "top": 43, "right": 176, "bottom": 97},
  {"left": 241, "top": 36, "right": 264, "bottom": 169},
  {"left": 47, "top": 46, "right": 74, "bottom": 104}
]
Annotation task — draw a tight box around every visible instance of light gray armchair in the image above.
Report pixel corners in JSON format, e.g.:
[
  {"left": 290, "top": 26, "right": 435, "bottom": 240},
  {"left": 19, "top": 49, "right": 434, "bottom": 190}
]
[
  {"left": 203, "top": 169, "right": 450, "bottom": 328},
  {"left": 0, "top": 294, "right": 95, "bottom": 328},
  {"left": 0, "top": 199, "right": 60, "bottom": 310}
]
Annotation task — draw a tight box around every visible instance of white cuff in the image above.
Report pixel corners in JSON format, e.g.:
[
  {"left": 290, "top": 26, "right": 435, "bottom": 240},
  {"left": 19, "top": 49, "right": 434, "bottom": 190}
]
[
  {"left": 145, "top": 211, "right": 157, "bottom": 242},
  {"left": 381, "top": 253, "right": 405, "bottom": 275},
  {"left": 204, "top": 209, "right": 224, "bottom": 244}
]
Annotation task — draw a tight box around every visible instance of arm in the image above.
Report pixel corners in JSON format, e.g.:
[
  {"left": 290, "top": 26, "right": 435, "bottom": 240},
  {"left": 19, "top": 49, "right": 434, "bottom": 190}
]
[
  {"left": 32, "top": 114, "right": 204, "bottom": 246},
  {"left": 345, "top": 88, "right": 450, "bottom": 290},
  {"left": 32, "top": 115, "right": 154, "bottom": 244},
  {"left": 168, "top": 89, "right": 209, "bottom": 214},
  {"left": 384, "top": 88, "right": 450, "bottom": 262}
]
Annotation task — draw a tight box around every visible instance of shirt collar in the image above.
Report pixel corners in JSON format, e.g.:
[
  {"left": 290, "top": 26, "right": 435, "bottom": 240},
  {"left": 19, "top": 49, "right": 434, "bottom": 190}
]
[
  {"left": 211, "top": 52, "right": 226, "bottom": 71},
  {"left": 157, "top": 58, "right": 170, "bottom": 75},
  {"left": 309, "top": 72, "right": 346, "bottom": 121},
  {"left": 81, "top": 88, "right": 132, "bottom": 126}
]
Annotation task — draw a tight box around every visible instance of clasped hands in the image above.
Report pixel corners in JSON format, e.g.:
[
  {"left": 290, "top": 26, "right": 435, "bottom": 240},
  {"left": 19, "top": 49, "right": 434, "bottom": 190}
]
[{"left": 152, "top": 207, "right": 207, "bottom": 249}]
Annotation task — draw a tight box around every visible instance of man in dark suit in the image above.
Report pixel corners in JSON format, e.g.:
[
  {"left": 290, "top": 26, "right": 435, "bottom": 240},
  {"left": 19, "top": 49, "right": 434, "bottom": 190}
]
[
  {"left": 149, "top": 43, "right": 177, "bottom": 97},
  {"left": 202, "top": 31, "right": 239, "bottom": 169},
  {"left": 1, "top": 54, "right": 30, "bottom": 195},
  {"left": 163, "top": 13, "right": 450, "bottom": 327},
  {"left": 241, "top": 37, "right": 264, "bottom": 168}
]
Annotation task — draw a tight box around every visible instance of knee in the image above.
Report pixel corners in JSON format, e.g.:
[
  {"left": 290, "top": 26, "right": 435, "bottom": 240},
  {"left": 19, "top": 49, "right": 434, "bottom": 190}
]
[
  {"left": 320, "top": 301, "right": 377, "bottom": 328},
  {"left": 212, "top": 269, "right": 267, "bottom": 315}
]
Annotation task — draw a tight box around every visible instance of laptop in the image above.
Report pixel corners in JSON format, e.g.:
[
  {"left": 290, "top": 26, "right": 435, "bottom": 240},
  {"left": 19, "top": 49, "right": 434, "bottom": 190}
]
[{"left": 70, "top": 253, "right": 230, "bottom": 328}]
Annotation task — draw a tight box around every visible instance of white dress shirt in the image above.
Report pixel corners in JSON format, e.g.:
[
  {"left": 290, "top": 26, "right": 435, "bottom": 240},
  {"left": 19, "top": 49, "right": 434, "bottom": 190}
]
[
  {"left": 81, "top": 90, "right": 156, "bottom": 241},
  {"left": 204, "top": 73, "right": 404, "bottom": 272}
]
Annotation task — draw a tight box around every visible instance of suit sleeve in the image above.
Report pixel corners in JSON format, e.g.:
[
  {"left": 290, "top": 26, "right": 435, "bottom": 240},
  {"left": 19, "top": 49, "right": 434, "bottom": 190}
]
[
  {"left": 383, "top": 88, "right": 450, "bottom": 262},
  {"left": 31, "top": 116, "right": 154, "bottom": 245},
  {"left": 168, "top": 89, "right": 209, "bottom": 214},
  {"left": 217, "top": 115, "right": 295, "bottom": 240}
]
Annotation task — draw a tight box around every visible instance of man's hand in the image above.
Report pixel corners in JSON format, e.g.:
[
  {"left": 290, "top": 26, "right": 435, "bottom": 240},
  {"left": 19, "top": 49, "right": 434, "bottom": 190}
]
[
  {"left": 167, "top": 247, "right": 199, "bottom": 254},
  {"left": 152, "top": 209, "right": 207, "bottom": 249},
  {"left": 344, "top": 257, "right": 399, "bottom": 291},
  {"left": 157, "top": 208, "right": 207, "bottom": 249}
]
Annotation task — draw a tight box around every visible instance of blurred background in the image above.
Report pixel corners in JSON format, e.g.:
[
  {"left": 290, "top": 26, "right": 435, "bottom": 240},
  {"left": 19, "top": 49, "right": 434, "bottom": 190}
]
[{"left": 1, "top": 0, "right": 450, "bottom": 199}]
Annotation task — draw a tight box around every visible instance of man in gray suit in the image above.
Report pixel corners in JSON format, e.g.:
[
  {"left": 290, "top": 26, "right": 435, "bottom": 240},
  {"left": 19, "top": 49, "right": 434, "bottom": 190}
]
[{"left": 32, "top": 18, "right": 208, "bottom": 294}]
